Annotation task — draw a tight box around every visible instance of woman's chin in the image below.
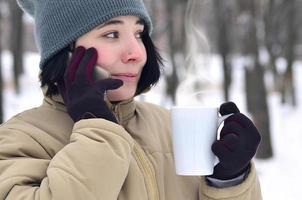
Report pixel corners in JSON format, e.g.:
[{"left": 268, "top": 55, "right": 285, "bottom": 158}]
[{"left": 106, "top": 89, "right": 136, "bottom": 102}]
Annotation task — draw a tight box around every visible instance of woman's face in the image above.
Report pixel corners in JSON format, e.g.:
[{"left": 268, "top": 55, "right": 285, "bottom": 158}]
[{"left": 75, "top": 16, "right": 147, "bottom": 101}]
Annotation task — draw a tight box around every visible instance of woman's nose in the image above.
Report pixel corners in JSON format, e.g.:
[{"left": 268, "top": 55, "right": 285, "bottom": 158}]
[{"left": 121, "top": 37, "right": 144, "bottom": 64}]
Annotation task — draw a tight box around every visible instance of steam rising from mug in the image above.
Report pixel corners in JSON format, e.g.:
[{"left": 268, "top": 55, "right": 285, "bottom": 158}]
[
  {"left": 184, "top": 0, "right": 209, "bottom": 74},
  {"left": 176, "top": 0, "right": 213, "bottom": 106}
]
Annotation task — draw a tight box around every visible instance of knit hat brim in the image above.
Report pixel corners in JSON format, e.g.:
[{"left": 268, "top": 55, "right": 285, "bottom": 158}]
[{"left": 17, "top": 0, "right": 153, "bottom": 69}]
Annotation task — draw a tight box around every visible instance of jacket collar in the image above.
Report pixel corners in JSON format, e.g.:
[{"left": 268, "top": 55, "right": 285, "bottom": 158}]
[
  {"left": 105, "top": 98, "right": 136, "bottom": 125},
  {"left": 44, "top": 92, "right": 136, "bottom": 125}
]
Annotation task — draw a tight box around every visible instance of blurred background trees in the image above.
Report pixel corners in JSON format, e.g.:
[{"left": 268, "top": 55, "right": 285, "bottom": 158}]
[
  {"left": 8, "top": 0, "right": 24, "bottom": 94},
  {"left": 1, "top": 0, "right": 302, "bottom": 159}
]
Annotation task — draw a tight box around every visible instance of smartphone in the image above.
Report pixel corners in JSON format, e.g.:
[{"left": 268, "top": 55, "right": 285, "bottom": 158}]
[{"left": 94, "top": 66, "right": 111, "bottom": 81}]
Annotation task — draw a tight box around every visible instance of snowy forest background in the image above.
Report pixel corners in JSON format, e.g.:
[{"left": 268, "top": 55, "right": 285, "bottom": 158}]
[{"left": 1, "top": 0, "right": 302, "bottom": 199}]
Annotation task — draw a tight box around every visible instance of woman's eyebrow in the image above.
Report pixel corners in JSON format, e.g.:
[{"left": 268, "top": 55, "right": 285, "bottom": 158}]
[
  {"left": 97, "top": 20, "right": 123, "bottom": 29},
  {"left": 96, "top": 19, "right": 144, "bottom": 29}
]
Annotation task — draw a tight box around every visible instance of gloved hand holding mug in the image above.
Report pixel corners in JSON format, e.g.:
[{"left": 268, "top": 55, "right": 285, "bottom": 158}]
[
  {"left": 58, "top": 46, "right": 123, "bottom": 123},
  {"left": 208, "top": 102, "right": 261, "bottom": 180}
]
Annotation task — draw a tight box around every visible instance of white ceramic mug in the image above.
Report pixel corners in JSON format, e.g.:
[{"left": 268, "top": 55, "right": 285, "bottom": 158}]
[{"left": 171, "top": 106, "right": 232, "bottom": 176}]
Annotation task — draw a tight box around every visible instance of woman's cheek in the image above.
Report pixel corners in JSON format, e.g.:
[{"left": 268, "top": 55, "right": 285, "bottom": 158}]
[{"left": 96, "top": 51, "right": 115, "bottom": 70}]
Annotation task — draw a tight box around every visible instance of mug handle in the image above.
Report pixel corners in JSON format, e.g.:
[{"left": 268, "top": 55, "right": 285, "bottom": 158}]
[
  {"left": 217, "top": 113, "right": 234, "bottom": 140},
  {"left": 218, "top": 113, "right": 233, "bottom": 126},
  {"left": 214, "top": 113, "right": 234, "bottom": 165}
]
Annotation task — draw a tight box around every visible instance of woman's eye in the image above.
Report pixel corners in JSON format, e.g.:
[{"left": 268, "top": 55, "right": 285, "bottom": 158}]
[
  {"left": 101, "top": 30, "right": 144, "bottom": 39},
  {"left": 135, "top": 31, "right": 144, "bottom": 39},
  {"left": 103, "top": 32, "right": 119, "bottom": 39}
]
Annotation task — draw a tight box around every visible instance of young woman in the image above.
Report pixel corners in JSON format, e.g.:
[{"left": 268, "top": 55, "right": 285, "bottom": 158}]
[{"left": 0, "top": 0, "right": 262, "bottom": 199}]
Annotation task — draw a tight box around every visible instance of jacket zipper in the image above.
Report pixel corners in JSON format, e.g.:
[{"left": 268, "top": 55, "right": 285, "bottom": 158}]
[
  {"left": 111, "top": 105, "right": 159, "bottom": 199},
  {"left": 112, "top": 104, "right": 120, "bottom": 123},
  {"left": 133, "top": 141, "right": 159, "bottom": 200}
]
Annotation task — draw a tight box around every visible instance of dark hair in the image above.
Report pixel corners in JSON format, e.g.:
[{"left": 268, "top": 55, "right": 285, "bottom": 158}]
[{"left": 40, "top": 31, "right": 163, "bottom": 97}]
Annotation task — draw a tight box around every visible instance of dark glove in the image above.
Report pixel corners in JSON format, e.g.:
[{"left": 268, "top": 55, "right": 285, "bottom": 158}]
[
  {"left": 58, "top": 46, "right": 123, "bottom": 123},
  {"left": 209, "top": 102, "right": 261, "bottom": 180}
]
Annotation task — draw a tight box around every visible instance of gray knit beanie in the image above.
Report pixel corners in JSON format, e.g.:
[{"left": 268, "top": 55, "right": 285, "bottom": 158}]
[{"left": 17, "top": 0, "right": 152, "bottom": 69}]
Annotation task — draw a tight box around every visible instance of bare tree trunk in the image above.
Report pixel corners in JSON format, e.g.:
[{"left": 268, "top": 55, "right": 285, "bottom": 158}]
[
  {"left": 281, "top": 0, "right": 297, "bottom": 106},
  {"left": 8, "top": 0, "right": 24, "bottom": 94},
  {"left": 264, "top": 0, "right": 279, "bottom": 88},
  {"left": 245, "top": 64, "right": 273, "bottom": 159},
  {"left": 213, "top": 0, "right": 232, "bottom": 101},
  {"left": 165, "top": 0, "right": 187, "bottom": 103},
  {"left": 165, "top": 0, "right": 178, "bottom": 103},
  {"left": 241, "top": 0, "right": 273, "bottom": 159}
]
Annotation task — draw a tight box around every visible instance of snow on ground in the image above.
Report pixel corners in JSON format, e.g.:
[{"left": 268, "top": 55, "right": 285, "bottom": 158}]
[{"left": 2, "top": 51, "right": 302, "bottom": 199}]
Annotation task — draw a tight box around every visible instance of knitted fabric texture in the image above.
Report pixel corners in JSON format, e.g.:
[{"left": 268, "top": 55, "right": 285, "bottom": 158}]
[{"left": 17, "top": 0, "right": 152, "bottom": 69}]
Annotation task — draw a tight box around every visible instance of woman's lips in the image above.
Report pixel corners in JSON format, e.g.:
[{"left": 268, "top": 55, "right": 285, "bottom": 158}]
[{"left": 111, "top": 73, "right": 138, "bottom": 82}]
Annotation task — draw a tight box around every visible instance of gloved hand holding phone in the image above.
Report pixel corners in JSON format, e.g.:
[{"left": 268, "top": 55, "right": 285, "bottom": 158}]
[{"left": 58, "top": 46, "right": 123, "bottom": 123}]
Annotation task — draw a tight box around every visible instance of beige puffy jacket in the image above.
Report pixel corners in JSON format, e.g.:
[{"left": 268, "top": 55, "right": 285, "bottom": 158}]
[{"left": 0, "top": 95, "right": 262, "bottom": 199}]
